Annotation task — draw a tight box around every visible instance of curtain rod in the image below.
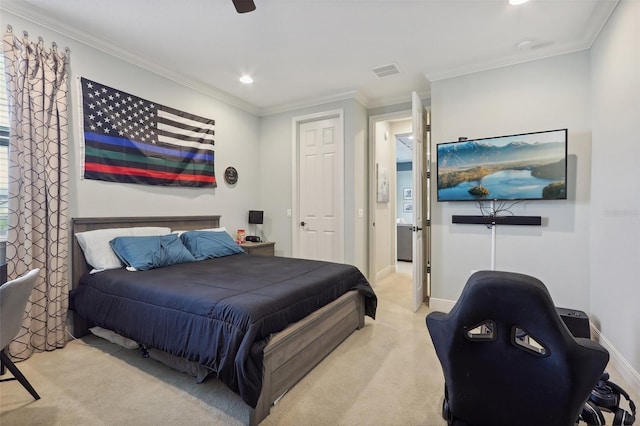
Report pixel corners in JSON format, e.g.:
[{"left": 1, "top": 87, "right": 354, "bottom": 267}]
[{"left": 5, "top": 24, "right": 70, "bottom": 54}]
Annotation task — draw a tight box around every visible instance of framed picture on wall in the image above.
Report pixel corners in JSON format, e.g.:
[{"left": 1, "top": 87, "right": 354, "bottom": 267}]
[
  {"left": 403, "top": 202, "right": 413, "bottom": 213},
  {"left": 403, "top": 188, "right": 412, "bottom": 200},
  {"left": 376, "top": 164, "right": 389, "bottom": 203}
]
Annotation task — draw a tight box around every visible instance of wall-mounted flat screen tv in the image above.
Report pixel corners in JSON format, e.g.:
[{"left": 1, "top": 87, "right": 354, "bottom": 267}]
[{"left": 437, "top": 129, "right": 567, "bottom": 201}]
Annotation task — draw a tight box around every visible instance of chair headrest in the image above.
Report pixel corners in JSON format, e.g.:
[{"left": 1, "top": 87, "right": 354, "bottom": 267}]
[{"left": 448, "top": 271, "right": 564, "bottom": 338}]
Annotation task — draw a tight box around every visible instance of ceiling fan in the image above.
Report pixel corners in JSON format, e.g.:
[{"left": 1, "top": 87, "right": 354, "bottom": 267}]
[{"left": 232, "top": 0, "right": 256, "bottom": 13}]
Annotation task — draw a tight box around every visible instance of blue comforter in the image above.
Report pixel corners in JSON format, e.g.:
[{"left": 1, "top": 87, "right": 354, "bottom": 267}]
[{"left": 72, "top": 254, "right": 377, "bottom": 408}]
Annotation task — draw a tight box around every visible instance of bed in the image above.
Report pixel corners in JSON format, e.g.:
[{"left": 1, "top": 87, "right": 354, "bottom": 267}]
[{"left": 69, "top": 215, "right": 377, "bottom": 425}]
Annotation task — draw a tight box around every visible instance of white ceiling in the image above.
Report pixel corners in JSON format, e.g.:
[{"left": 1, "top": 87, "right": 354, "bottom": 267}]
[
  {"left": 396, "top": 134, "right": 414, "bottom": 163},
  {"left": 2, "top": 0, "right": 618, "bottom": 116}
]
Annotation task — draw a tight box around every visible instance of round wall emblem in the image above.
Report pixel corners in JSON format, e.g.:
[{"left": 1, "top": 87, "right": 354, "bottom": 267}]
[{"left": 224, "top": 166, "right": 238, "bottom": 184}]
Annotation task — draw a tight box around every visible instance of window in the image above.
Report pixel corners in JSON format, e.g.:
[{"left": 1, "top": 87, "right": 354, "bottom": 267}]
[{"left": 0, "top": 53, "right": 9, "bottom": 258}]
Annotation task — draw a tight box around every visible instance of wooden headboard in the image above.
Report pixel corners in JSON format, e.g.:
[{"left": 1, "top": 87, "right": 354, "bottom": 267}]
[{"left": 70, "top": 215, "right": 220, "bottom": 335}]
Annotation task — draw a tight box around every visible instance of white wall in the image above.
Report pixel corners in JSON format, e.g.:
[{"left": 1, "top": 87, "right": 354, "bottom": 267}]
[
  {"left": 590, "top": 0, "right": 640, "bottom": 379},
  {"left": 430, "top": 2, "right": 640, "bottom": 386},
  {"left": 374, "top": 120, "right": 393, "bottom": 278},
  {"left": 1, "top": 12, "right": 262, "bottom": 236},
  {"left": 258, "top": 98, "right": 369, "bottom": 272},
  {"left": 431, "top": 51, "right": 592, "bottom": 311},
  {"left": 345, "top": 100, "right": 369, "bottom": 272}
]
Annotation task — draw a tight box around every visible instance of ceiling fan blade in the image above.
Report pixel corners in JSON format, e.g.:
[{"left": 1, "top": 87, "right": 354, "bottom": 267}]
[{"left": 233, "top": 0, "right": 256, "bottom": 13}]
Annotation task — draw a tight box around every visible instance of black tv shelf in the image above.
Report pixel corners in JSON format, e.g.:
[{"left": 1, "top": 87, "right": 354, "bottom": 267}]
[{"left": 452, "top": 215, "right": 542, "bottom": 226}]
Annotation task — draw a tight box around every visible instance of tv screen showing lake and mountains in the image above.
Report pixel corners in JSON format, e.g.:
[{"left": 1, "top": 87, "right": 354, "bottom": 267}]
[{"left": 437, "top": 129, "right": 567, "bottom": 201}]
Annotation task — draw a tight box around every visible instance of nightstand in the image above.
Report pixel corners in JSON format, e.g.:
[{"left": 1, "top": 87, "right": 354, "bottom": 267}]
[{"left": 239, "top": 241, "right": 275, "bottom": 256}]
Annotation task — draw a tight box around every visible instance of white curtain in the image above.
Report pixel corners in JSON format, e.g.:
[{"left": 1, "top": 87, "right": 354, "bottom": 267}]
[{"left": 2, "top": 27, "right": 70, "bottom": 359}]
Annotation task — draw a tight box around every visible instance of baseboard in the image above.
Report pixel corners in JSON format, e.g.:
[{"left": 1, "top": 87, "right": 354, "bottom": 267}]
[
  {"left": 429, "top": 297, "right": 456, "bottom": 313},
  {"left": 591, "top": 324, "right": 640, "bottom": 399},
  {"left": 375, "top": 265, "right": 395, "bottom": 283}
]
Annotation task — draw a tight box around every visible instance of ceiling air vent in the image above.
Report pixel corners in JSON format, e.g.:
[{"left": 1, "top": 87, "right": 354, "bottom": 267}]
[{"left": 372, "top": 63, "right": 400, "bottom": 78}]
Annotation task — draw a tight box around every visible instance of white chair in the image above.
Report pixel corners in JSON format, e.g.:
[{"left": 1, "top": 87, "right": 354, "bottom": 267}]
[{"left": 0, "top": 268, "right": 41, "bottom": 400}]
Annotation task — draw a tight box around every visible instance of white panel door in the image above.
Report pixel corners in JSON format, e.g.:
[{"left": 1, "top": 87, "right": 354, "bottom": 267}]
[
  {"left": 298, "top": 117, "right": 343, "bottom": 262},
  {"left": 412, "top": 92, "right": 428, "bottom": 312}
]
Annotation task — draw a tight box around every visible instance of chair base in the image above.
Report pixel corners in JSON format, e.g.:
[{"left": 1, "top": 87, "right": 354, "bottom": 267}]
[{"left": 0, "top": 350, "right": 40, "bottom": 400}]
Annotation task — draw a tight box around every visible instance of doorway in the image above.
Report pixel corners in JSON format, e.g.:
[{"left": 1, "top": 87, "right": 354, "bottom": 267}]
[
  {"left": 368, "top": 94, "right": 430, "bottom": 312},
  {"left": 369, "top": 111, "right": 413, "bottom": 282}
]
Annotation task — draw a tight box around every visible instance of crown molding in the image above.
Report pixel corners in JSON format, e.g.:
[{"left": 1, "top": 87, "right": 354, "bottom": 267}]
[
  {"left": 366, "top": 89, "right": 431, "bottom": 110},
  {"left": 425, "top": 43, "right": 590, "bottom": 83},
  {"left": 259, "top": 90, "right": 366, "bottom": 117},
  {"left": 1, "top": 2, "right": 433, "bottom": 117},
  {"left": 261, "top": 87, "right": 433, "bottom": 117},
  {"left": 2, "top": 2, "right": 387, "bottom": 118},
  {"left": 425, "top": 0, "right": 619, "bottom": 83},
  {"left": 2, "top": 2, "right": 390, "bottom": 117},
  {"left": 1, "top": 1, "right": 263, "bottom": 116},
  {"left": 583, "top": 0, "right": 620, "bottom": 48}
]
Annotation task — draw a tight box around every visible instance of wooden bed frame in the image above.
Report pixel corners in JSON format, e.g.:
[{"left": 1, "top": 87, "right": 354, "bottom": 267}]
[{"left": 70, "top": 216, "right": 366, "bottom": 425}]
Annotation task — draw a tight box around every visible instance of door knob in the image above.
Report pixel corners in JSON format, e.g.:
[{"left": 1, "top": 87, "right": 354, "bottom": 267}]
[{"left": 300, "top": 221, "right": 306, "bottom": 226}]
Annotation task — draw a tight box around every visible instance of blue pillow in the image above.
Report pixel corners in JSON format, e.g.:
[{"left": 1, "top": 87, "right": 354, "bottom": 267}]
[
  {"left": 109, "top": 234, "right": 196, "bottom": 271},
  {"left": 179, "top": 230, "right": 245, "bottom": 261}
]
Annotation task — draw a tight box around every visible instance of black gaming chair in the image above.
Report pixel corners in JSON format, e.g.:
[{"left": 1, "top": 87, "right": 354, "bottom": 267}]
[{"left": 426, "top": 270, "right": 609, "bottom": 426}]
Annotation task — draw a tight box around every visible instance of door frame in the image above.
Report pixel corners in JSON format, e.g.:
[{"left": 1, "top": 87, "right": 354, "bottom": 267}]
[
  {"left": 291, "top": 109, "right": 345, "bottom": 261},
  {"left": 367, "top": 109, "right": 411, "bottom": 286}
]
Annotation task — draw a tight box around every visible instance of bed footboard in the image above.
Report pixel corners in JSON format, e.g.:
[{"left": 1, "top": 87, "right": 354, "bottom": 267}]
[{"left": 250, "top": 290, "right": 365, "bottom": 425}]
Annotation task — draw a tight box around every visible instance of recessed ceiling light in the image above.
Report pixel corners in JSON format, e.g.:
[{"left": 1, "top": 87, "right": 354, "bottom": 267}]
[
  {"left": 509, "top": 0, "right": 529, "bottom": 5},
  {"left": 239, "top": 75, "right": 253, "bottom": 84}
]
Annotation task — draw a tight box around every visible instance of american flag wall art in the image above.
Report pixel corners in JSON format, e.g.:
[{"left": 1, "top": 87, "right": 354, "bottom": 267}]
[{"left": 80, "top": 77, "right": 217, "bottom": 187}]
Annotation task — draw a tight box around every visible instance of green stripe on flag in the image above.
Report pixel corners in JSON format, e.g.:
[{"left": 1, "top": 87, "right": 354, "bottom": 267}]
[{"left": 85, "top": 146, "right": 212, "bottom": 174}]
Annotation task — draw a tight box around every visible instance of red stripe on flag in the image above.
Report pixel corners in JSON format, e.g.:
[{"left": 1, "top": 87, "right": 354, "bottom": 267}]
[{"left": 85, "top": 163, "right": 216, "bottom": 183}]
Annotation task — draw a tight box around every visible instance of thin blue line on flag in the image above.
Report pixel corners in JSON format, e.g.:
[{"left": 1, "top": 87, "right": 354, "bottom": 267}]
[{"left": 84, "top": 131, "right": 214, "bottom": 162}]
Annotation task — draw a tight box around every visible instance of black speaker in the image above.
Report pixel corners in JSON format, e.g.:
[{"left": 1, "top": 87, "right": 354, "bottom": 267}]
[
  {"left": 452, "top": 215, "right": 542, "bottom": 226},
  {"left": 556, "top": 307, "right": 590, "bottom": 338}
]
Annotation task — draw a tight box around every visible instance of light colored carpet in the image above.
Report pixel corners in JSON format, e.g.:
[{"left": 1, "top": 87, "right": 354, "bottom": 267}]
[
  {"left": 1, "top": 266, "right": 444, "bottom": 426},
  {"left": 1, "top": 265, "right": 636, "bottom": 425}
]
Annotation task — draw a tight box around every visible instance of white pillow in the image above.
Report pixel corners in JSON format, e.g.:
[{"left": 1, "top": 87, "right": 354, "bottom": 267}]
[
  {"left": 75, "top": 226, "right": 171, "bottom": 272},
  {"left": 171, "top": 227, "right": 227, "bottom": 236},
  {"left": 130, "top": 227, "right": 174, "bottom": 236}
]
